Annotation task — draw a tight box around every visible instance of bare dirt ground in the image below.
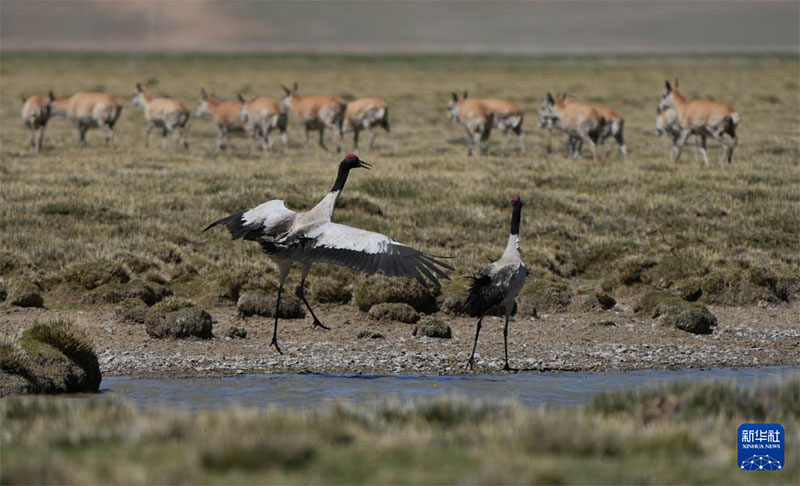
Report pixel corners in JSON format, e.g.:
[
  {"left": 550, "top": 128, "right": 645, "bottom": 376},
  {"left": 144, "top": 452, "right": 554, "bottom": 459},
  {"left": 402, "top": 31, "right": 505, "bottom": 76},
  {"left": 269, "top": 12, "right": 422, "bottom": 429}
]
[{"left": 2, "top": 301, "right": 797, "bottom": 378}]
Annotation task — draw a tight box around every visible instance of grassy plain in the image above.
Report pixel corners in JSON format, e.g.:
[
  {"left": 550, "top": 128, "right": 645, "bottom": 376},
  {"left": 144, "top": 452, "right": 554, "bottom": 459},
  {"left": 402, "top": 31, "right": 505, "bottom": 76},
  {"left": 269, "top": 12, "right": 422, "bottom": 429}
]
[
  {"left": 0, "top": 52, "right": 798, "bottom": 319},
  {"left": 2, "top": 378, "right": 798, "bottom": 484}
]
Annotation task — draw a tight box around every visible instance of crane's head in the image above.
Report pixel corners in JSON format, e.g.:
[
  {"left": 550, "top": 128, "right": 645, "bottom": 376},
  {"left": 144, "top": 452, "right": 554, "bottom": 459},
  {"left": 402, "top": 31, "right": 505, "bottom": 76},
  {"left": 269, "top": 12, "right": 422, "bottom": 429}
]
[
  {"left": 512, "top": 194, "right": 522, "bottom": 206},
  {"left": 341, "top": 153, "right": 372, "bottom": 171}
]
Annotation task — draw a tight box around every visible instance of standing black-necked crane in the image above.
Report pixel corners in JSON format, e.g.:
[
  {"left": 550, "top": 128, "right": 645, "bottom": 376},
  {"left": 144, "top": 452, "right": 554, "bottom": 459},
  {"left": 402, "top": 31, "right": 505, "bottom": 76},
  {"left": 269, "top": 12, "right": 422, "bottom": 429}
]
[
  {"left": 462, "top": 194, "right": 527, "bottom": 371},
  {"left": 205, "top": 154, "right": 454, "bottom": 354}
]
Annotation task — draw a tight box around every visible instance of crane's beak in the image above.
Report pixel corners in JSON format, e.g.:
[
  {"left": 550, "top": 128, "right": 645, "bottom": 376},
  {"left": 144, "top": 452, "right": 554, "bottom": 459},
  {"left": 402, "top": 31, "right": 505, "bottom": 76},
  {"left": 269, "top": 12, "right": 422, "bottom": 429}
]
[{"left": 359, "top": 160, "right": 372, "bottom": 170}]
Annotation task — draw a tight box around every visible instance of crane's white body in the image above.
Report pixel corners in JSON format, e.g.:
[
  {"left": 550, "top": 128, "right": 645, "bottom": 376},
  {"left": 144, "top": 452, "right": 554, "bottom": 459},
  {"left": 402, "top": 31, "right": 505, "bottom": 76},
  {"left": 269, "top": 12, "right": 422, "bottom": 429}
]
[{"left": 206, "top": 155, "right": 452, "bottom": 353}]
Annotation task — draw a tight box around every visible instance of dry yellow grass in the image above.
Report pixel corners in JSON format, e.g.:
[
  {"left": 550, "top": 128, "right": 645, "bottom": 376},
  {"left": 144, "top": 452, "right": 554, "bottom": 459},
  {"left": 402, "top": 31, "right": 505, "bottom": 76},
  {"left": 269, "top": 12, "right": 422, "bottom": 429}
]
[
  {"left": 2, "top": 378, "right": 798, "bottom": 484},
  {"left": 0, "top": 53, "right": 798, "bottom": 311}
]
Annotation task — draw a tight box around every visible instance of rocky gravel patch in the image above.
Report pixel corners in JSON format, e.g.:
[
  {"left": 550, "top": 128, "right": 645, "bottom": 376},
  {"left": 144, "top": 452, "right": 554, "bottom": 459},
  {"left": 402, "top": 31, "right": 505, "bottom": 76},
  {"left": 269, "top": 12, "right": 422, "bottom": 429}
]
[{"left": 2, "top": 303, "right": 798, "bottom": 377}]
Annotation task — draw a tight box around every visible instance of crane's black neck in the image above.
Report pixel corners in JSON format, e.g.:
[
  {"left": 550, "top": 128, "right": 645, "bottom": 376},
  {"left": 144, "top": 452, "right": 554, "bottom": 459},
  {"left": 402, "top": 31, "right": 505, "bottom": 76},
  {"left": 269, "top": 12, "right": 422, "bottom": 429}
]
[
  {"left": 330, "top": 164, "right": 352, "bottom": 193},
  {"left": 510, "top": 202, "right": 522, "bottom": 236}
]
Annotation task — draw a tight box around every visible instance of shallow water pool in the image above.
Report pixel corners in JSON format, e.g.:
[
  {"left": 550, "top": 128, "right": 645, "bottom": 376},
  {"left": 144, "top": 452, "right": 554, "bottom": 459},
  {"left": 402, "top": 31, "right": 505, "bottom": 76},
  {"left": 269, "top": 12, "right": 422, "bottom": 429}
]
[{"left": 101, "top": 365, "right": 800, "bottom": 411}]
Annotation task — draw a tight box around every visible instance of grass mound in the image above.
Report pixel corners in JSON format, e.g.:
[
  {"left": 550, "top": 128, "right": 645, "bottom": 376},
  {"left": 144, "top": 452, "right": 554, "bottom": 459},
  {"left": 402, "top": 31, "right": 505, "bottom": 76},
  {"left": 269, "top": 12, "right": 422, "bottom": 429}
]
[
  {"left": 636, "top": 291, "right": 717, "bottom": 334},
  {"left": 369, "top": 302, "right": 420, "bottom": 323},
  {"left": 237, "top": 291, "right": 305, "bottom": 319},
  {"left": 312, "top": 277, "right": 352, "bottom": 304},
  {"left": 115, "top": 298, "right": 149, "bottom": 323},
  {"left": 62, "top": 259, "right": 129, "bottom": 290},
  {"left": 354, "top": 276, "right": 440, "bottom": 313},
  {"left": 21, "top": 319, "right": 101, "bottom": 390},
  {"left": 701, "top": 266, "right": 800, "bottom": 305},
  {"left": 144, "top": 297, "right": 214, "bottom": 339},
  {"left": 0, "top": 337, "right": 27, "bottom": 374},
  {"left": 83, "top": 280, "right": 172, "bottom": 306},
  {"left": 520, "top": 279, "right": 573, "bottom": 315},
  {"left": 144, "top": 297, "right": 195, "bottom": 326},
  {"left": 6, "top": 280, "right": 43, "bottom": 308},
  {"left": 1, "top": 319, "right": 101, "bottom": 395}
]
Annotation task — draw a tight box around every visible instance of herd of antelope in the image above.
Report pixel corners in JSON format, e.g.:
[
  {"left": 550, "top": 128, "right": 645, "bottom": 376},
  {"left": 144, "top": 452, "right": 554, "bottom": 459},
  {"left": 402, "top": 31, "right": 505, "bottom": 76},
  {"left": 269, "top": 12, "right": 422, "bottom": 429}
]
[{"left": 20, "top": 80, "right": 740, "bottom": 165}]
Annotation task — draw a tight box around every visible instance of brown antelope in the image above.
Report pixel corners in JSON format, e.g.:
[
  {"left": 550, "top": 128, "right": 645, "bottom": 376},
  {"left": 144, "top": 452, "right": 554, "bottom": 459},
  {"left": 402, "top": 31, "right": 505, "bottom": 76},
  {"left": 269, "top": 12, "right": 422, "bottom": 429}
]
[
  {"left": 449, "top": 92, "right": 525, "bottom": 155},
  {"left": 343, "top": 97, "right": 395, "bottom": 154},
  {"left": 280, "top": 82, "right": 346, "bottom": 153},
  {"left": 561, "top": 96, "right": 626, "bottom": 158},
  {"left": 658, "top": 80, "right": 740, "bottom": 164},
  {"left": 482, "top": 96, "right": 525, "bottom": 153},
  {"left": 20, "top": 93, "right": 53, "bottom": 152},
  {"left": 447, "top": 91, "right": 493, "bottom": 156},
  {"left": 655, "top": 106, "right": 700, "bottom": 161},
  {"left": 237, "top": 94, "right": 288, "bottom": 153},
  {"left": 195, "top": 89, "right": 245, "bottom": 153},
  {"left": 132, "top": 82, "right": 190, "bottom": 150},
  {"left": 547, "top": 95, "right": 625, "bottom": 159},
  {"left": 49, "top": 91, "right": 122, "bottom": 147},
  {"left": 538, "top": 92, "right": 604, "bottom": 162}
]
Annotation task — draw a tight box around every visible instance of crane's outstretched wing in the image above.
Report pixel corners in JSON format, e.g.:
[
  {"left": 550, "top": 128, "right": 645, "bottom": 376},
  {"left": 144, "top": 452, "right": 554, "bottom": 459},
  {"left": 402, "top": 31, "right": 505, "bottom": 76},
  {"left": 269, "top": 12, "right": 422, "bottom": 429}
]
[
  {"left": 204, "top": 200, "right": 296, "bottom": 241},
  {"left": 267, "top": 222, "right": 454, "bottom": 287}
]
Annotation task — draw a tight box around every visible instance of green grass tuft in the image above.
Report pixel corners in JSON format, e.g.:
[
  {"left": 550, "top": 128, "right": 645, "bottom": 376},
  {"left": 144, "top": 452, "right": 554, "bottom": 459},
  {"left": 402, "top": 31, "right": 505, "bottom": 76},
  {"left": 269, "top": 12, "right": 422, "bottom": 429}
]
[{"left": 20, "top": 319, "right": 99, "bottom": 384}]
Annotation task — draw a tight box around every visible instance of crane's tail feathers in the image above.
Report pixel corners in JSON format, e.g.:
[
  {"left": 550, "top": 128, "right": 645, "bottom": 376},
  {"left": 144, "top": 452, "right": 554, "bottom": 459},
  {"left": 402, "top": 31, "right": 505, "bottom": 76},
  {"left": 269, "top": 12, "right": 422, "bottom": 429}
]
[
  {"left": 461, "top": 273, "right": 503, "bottom": 317},
  {"left": 203, "top": 211, "right": 255, "bottom": 240}
]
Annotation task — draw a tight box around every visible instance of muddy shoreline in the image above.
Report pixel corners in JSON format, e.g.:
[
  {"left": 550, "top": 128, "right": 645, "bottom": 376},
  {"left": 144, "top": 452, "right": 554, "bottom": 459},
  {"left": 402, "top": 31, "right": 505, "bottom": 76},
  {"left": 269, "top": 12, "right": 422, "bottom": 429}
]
[{"left": 2, "top": 302, "right": 798, "bottom": 379}]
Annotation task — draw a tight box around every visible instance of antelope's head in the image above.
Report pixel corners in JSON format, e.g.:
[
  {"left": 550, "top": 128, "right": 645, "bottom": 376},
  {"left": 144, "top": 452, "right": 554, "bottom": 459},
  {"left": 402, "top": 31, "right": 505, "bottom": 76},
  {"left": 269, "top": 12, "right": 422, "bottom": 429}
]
[
  {"left": 280, "top": 82, "right": 298, "bottom": 111},
  {"left": 658, "top": 80, "right": 679, "bottom": 113},
  {"left": 132, "top": 82, "right": 148, "bottom": 109},
  {"left": 237, "top": 94, "right": 249, "bottom": 123},
  {"left": 539, "top": 92, "right": 560, "bottom": 129},
  {"left": 447, "top": 91, "right": 468, "bottom": 122},
  {"left": 195, "top": 88, "right": 212, "bottom": 118}
]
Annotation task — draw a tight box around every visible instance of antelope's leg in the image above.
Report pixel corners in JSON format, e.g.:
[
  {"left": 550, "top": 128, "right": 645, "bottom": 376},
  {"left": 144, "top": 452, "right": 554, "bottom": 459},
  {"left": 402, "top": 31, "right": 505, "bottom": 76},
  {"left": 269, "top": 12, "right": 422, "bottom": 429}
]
[
  {"left": 318, "top": 126, "right": 329, "bottom": 151},
  {"left": 673, "top": 129, "right": 691, "bottom": 163},
  {"left": 36, "top": 126, "right": 46, "bottom": 152}
]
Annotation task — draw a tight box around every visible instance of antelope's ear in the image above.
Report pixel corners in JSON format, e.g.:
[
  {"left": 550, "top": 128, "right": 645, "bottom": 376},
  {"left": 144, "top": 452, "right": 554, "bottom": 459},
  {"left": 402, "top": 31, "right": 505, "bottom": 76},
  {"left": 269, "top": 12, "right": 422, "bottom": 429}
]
[
  {"left": 281, "top": 85, "right": 290, "bottom": 95},
  {"left": 292, "top": 82, "right": 298, "bottom": 92},
  {"left": 200, "top": 88, "right": 208, "bottom": 99},
  {"left": 49, "top": 90, "right": 55, "bottom": 101},
  {"left": 665, "top": 80, "right": 672, "bottom": 93},
  {"left": 21, "top": 94, "right": 26, "bottom": 103},
  {"left": 136, "top": 82, "right": 142, "bottom": 92},
  {"left": 237, "top": 93, "right": 245, "bottom": 103},
  {"left": 462, "top": 90, "right": 468, "bottom": 99},
  {"left": 451, "top": 91, "right": 458, "bottom": 102},
  {"left": 546, "top": 92, "right": 554, "bottom": 104}
]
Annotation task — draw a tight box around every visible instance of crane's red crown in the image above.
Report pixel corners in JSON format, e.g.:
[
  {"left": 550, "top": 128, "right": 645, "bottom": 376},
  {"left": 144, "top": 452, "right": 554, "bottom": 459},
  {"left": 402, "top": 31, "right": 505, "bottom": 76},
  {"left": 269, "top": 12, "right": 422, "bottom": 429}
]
[
  {"left": 512, "top": 194, "right": 521, "bottom": 202},
  {"left": 344, "top": 154, "right": 359, "bottom": 162}
]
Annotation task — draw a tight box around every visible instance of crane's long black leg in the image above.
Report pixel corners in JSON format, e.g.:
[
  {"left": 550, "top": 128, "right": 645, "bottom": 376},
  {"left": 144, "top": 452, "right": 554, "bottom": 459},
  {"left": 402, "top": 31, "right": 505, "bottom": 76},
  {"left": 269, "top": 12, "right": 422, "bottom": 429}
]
[
  {"left": 503, "top": 313, "right": 516, "bottom": 372},
  {"left": 465, "top": 316, "right": 484, "bottom": 371},
  {"left": 296, "top": 281, "right": 330, "bottom": 331},
  {"left": 271, "top": 285, "right": 284, "bottom": 354}
]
